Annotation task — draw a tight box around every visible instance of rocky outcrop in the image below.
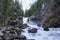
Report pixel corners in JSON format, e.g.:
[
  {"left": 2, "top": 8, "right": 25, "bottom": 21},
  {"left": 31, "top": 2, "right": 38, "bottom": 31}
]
[{"left": 39, "top": 0, "right": 60, "bottom": 28}]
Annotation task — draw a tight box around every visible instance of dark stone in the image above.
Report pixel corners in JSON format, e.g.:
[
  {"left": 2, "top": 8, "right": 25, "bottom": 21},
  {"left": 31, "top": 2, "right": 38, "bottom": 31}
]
[
  {"left": 37, "top": 22, "right": 41, "bottom": 27},
  {"left": 27, "top": 19, "right": 29, "bottom": 22},
  {"left": 22, "top": 23, "right": 29, "bottom": 29},
  {"left": 28, "top": 28, "right": 37, "bottom": 33},
  {"left": 10, "top": 30, "right": 15, "bottom": 34},
  {"left": 16, "top": 29, "right": 22, "bottom": 34},
  {"left": 43, "top": 27, "right": 49, "bottom": 31},
  {"left": 2, "top": 31, "right": 6, "bottom": 34}
]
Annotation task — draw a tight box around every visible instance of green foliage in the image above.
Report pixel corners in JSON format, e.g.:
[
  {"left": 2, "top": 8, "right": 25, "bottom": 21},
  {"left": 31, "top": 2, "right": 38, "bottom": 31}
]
[
  {"left": 0, "top": 0, "right": 23, "bottom": 26},
  {"left": 25, "top": 0, "right": 44, "bottom": 17}
]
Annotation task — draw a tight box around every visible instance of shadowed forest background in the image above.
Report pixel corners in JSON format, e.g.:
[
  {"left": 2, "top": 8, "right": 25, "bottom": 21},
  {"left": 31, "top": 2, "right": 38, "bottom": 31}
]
[{"left": 0, "top": 0, "right": 60, "bottom": 27}]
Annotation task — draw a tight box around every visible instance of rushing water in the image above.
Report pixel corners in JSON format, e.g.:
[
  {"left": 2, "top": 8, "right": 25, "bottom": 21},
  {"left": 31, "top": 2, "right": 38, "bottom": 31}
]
[{"left": 22, "top": 17, "right": 60, "bottom": 40}]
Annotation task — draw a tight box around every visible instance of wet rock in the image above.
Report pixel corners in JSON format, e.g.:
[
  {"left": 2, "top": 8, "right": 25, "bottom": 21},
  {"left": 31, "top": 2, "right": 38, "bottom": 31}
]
[
  {"left": 37, "top": 22, "right": 41, "bottom": 27},
  {"left": 2, "top": 31, "right": 6, "bottom": 34},
  {"left": 30, "top": 17, "right": 37, "bottom": 22},
  {"left": 27, "top": 19, "right": 29, "bottom": 23},
  {"left": 43, "top": 27, "right": 49, "bottom": 31},
  {"left": 22, "top": 23, "right": 29, "bottom": 29},
  {"left": 10, "top": 30, "right": 15, "bottom": 34},
  {"left": 28, "top": 28, "right": 37, "bottom": 33},
  {"left": 18, "top": 16, "right": 23, "bottom": 21},
  {"left": 16, "top": 29, "right": 22, "bottom": 34}
]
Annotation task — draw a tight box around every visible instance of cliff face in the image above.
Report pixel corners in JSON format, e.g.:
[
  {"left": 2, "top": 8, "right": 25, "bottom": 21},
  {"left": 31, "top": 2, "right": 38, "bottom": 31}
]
[{"left": 40, "top": 0, "right": 60, "bottom": 28}]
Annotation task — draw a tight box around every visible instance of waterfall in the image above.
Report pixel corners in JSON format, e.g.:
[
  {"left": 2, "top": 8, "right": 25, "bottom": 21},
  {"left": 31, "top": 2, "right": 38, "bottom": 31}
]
[{"left": 40, "top": 2, "right": 48, "bottom": 16}]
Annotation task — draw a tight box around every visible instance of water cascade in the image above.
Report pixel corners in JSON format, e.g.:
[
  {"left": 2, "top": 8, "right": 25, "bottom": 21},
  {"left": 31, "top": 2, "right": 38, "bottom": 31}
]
[{"left": 22, "top": 17, "right": 60, "bottom": 40}]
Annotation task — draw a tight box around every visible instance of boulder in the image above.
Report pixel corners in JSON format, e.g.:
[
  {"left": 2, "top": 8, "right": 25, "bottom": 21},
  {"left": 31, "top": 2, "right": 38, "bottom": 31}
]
[
  {"left": 10, "top": 30, "right": 15, "bottom": 34},
  {"left": 43, "top": 27, "right": 49, "bottom": 31},
  {"left": 28, "top": 28, "right": 37, "bottom": 33},
  {"left": 15, "top": 29, "right": 22, "bottom": 34},
  {"left": 37, "top": 22, "right": 41, "bottom": 27},
  {"left": 22, "top": 23, "right": 29, "bottom": 29},
  {"left": 27, "top": 19, "right": 29, "bottom": 23}
]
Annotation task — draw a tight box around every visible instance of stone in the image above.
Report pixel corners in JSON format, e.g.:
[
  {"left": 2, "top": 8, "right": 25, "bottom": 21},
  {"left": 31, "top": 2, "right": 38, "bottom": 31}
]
[
  {"left": 43, "top": 27, "right": 49, "bottom": 31},
  {"left": 28, "top": 28, "right": 37, "bottom": 33},
  {"left": 10, "top": 30, "right": 15, "bottom": 34},
  {"left": 22, "top": 23, "right": 29, "bottom": 29},
  {"left": 37, "top": 22, "right": 41, "bottom": 27},
  {"left": 27, "top": 19, "right": 29, "bottom": 23}
]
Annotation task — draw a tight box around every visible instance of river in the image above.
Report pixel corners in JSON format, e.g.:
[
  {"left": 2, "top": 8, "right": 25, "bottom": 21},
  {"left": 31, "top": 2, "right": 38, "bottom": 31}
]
[{"left": 22, "top": 17, "right": 60, "bottom": 40}]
